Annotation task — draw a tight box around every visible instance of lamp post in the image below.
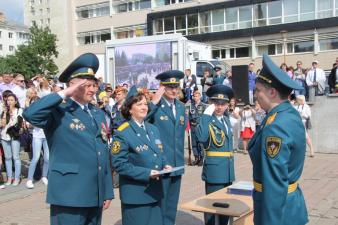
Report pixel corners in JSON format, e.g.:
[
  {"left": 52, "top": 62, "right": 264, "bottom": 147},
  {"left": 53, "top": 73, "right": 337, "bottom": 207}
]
[{"left": 280, "top": 30, "right": 288, "bottom": 64}]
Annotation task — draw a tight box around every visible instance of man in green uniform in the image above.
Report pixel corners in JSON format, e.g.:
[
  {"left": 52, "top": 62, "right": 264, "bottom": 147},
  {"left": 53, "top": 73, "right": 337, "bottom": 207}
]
[{"left": 249, "top": 54, "right": 308, "bottom": 225}]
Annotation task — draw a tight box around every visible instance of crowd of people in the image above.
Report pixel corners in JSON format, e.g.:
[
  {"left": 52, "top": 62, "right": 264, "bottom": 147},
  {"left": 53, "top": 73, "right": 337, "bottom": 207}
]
[{"left": 0, "top": 53, "right": 334, "bottom": 225}]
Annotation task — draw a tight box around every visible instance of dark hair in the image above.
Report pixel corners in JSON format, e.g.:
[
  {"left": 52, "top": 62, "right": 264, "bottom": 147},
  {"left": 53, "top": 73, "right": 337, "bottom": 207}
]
[
  {"left": 2, "top": 90, "right": 13, "bottom": 100},
  {"left": 6, "top": 93, "right": 20, "bottom": 109},
  {"left": 121, "top": 93, "right": 147, "bottom": 120}
]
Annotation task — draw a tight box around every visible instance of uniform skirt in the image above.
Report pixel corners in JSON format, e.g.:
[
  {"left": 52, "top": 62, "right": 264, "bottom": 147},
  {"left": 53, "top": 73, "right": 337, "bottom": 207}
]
[
  {"left": 121, "top": 201, "right": 163, "bottom": 225},
  {"left": 241, "top": 127, "right": 254, "bottom": 139}
]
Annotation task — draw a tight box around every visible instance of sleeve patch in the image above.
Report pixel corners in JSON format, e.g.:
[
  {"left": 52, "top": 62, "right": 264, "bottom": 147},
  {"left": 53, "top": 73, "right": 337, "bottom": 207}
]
[
  {"left": 111, "top": 141, "right": 121, "bottom": 154},
  {"left": 266, "top": 136, "right": 282, "bottom": 158}
]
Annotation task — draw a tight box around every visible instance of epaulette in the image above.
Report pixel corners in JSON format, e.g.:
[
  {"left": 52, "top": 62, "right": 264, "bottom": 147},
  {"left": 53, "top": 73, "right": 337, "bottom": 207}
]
[
  {"left": 265, "top": 112, "right": 278, "bottom": 126},
  {"left": 117, "top": 122, "right": 129, "bottom": 131}
]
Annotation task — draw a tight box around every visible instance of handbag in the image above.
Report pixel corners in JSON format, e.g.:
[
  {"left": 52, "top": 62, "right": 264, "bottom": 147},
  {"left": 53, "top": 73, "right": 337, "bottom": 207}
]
[
  {"left": 305, "top": 118, "right": 312, "bottom": 129},
  {"left": 20, "top": 129, "right": 33, "bottom": 152},
  {"left": 6, "top": 116, "right": 23, "bottom": 140}
]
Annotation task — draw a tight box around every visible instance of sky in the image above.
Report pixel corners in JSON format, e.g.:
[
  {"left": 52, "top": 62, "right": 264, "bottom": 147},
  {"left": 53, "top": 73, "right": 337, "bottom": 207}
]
[{"left": 0, "top": 0, "right": 24, "bottom": 24}]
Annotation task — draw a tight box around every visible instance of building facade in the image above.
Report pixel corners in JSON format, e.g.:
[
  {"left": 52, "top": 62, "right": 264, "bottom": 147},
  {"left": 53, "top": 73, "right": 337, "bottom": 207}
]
[
  {"left": 0, "top": 12, "right": 30, "bottom": 57},
  {"left": 24, "top": 0, "right": 338, "bottom": 74}
]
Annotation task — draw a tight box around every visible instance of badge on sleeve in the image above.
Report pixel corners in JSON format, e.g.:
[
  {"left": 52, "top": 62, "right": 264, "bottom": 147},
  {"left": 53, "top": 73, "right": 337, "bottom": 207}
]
[
  {"left": 266, "top": 136, "right": 282, "bottom": 158},
  {"left": 112, "top": 141, "right": 121, "bottom": 154}
]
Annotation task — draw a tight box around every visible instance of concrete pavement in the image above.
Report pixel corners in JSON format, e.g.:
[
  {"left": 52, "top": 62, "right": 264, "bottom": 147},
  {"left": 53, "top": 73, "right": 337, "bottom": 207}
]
[{"left": 0, "top": 152, "right": 338, "bottom": 225}]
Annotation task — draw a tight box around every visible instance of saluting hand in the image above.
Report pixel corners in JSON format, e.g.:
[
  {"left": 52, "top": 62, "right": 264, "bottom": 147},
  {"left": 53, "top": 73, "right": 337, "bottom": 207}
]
[
  {"left": 151, "top": 86, "right": 165, "bottom": 105},
  {"left": 63, "top": 79, "right": 88, "bottom": 97}
]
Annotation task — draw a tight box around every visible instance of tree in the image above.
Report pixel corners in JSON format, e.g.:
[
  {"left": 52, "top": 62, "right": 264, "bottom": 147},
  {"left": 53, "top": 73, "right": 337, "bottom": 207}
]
[{"left": 2, "top": 25, "right": 59, "bottom": 78}]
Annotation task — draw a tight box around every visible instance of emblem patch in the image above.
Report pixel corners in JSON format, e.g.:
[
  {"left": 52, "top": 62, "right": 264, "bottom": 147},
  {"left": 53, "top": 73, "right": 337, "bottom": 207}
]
[
  {"left": 266, "top": 136, "right": 282, "bottom": 158},
  {"left": 112, "top": 141, "right": 121, "bottom": 154}
]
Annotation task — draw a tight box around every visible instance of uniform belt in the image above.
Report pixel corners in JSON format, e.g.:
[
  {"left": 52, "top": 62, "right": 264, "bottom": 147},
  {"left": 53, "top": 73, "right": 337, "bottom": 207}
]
[
  {"left": 253, "top": 180, "right": 298, "bottom": 193},
  {"left": 206, "top": 151, "right": 233, "bottom": 157}
]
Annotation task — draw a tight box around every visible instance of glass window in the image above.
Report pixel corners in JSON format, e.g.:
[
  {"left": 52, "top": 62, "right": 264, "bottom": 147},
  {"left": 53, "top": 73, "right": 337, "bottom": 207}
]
[
  {"left": 212, "top": 50, "right": 220, "bottom": 59},
  {"left": 116, "top": 3, "right": 128, "bottom": 13},
  {"left": 336, "top": 0, "right": 338, "bottom": 16},
  {"left": 212, "top": 9, "right": 224, "bottom": 32},
  {"left": 253, "top": 3, "right": 267, "bottom": 27},
  {"left": 176, "top": 15, "right": 186, "bottom": 35},
  {"left": 300, "top": 0, "right": 315, "bottom": 21},
  {"left": 283, "top": 0, "right": 298, "bottom": 23},
  {"left": 319, "top": 38, "right": 338, "bottom": 51},
  {"left": 101, "top": 33, "right": 111, "bottom": 42},
  {"left": 135, "top": 27, "right": 146, "bottom": 37},
  {"left": 229, "top": 48, "right": 235, "bottom": 58},
  {"left": 139, "top": 0, "right": 151, "bottom": 9},
  {"left": 154, "top": 19, "right": 163, "bottom": 35},
  {"left": 220, "top": 49, "right": 226, "bottom": 58},
  {"left": 79, "top": 9, "right": 89, "bottom": 18},
  {"left": 287, "top": 43, "right": 293, "bottom": 53},
  {"left": 8, "top": 32, "right": 13, "bottom": 38},
  {"left": 9, "top": 46, "right": 14, "bottom": 52},
  {"left": 236, "top": 47, "right": 250, "bottom": 58},
  {"left": 317, "top": 0, "right": 332, "bottom": 19},
  {"left": 164, "top": 17, "right": 174, "bottom": 34},
  {"left": 0, "top": 44, "right": 2, "bottom": 51},
  {"left": 268, "top": 1, "right": 282, "bottom": 25},
  {"left": 294, "top": 41, "right": 314, "bottom": 53},
  {"left": 276, "top": 44, "right": 283, "bottom": 54},
  {"left": 196, "top": 62, "right": 214, "bottom": 77},
  {"left": 238, "top": 6, "right": 252, "bottom": 29},
  {"left": 225, "top": 7, "right": 238, "bottom": 30},
  {"left": 187, "top": 14, "right": 198, "bottom": 35},
  {"left": 257, "top": 45, "right": 276, "bottom": 56},
  {"left": 200, "top": 11, "right": 211, "bottom": 33}
]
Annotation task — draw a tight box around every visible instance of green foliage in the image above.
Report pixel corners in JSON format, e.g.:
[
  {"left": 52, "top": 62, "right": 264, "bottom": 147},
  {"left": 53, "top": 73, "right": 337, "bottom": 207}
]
[{"left": 0, "top": 25, "right": 59, "bottom": 78}]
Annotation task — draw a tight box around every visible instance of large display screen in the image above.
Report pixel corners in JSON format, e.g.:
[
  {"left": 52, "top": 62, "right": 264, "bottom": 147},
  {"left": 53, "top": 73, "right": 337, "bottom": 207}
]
[{"left": 114, "top": 42, "right": 172, "bottom": 89}]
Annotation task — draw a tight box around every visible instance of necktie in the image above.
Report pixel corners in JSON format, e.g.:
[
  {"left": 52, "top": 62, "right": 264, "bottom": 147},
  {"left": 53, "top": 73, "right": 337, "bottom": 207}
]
[
  {"left": 313, "top": 69, "right": 317, "bottom": 82},
  {"left": 221, "top": 117, "right": 228, "bottom": 135},
  {"left": 170, "top": 103, "right": 176, "bottom": 118},
  {"left": 84, "top": 105, "right": 95, "bottom": 126},
  {"left": 83, "top": 105, "right": 91, "bottom": 117},
  {"left": 141, "top": 124, "right": 150, "bottom": 141}
]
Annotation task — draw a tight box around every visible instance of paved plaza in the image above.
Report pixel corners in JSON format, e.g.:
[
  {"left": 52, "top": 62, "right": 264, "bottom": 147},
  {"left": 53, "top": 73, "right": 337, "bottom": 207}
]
[{"left": 0, "top": 151, "right": 338, "bottom": 225}]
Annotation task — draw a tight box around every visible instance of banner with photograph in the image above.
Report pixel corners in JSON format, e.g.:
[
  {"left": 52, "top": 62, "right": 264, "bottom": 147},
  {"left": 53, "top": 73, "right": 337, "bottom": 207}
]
[{"left": 114, "top": 42, "right": 172, "bottom": 89}]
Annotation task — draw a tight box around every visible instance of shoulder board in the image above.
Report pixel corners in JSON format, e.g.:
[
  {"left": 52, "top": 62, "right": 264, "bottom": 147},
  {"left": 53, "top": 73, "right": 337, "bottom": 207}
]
[
  {"left": 117, "top": 122, "right": 129, "bottom": 131},
  {"left": 265, "top": 112, "right": 278, "bottom": 126}
]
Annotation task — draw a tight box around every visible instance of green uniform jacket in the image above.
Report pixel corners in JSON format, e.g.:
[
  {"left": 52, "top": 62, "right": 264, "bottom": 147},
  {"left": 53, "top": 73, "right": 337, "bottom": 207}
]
[
  {"left": 147, "top": 98, "right": 187, "bottom": 177},
  {"left": 23, "top": 93, "right": 114, "bottom": 207},
  {"left": 196, "top": 114, "right": 235, "bottom": 184},
  {"left": 248, "top": 101, "right": 308, "bottom": 225}
]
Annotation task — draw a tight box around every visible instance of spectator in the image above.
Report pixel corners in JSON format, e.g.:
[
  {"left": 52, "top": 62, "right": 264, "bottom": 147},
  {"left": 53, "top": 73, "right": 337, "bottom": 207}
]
[
  {"left": 0, "top": 146, "right": 4, "bottom": 189},
  {"left": 111, "top": 87, "right": 128, "bottom": 131},
  {"left": 52, "top": 83, "right": 64, "bottom": 92},
  {"left": 1, "top": 93, "right": 23, "bottom": 186},
  {"left": 254, "top": 100, "right": 266, "bottom": 131},
  {"left": 248, "top": 63, "right": 256, "bottom": 104},
  {"left": 201, "top": 69, "right": 213, "bottom": 103},
  {"left": 0, "top": 90, "right": 13, "bottom": 116},
  {"left": 213, "top": 66, "right": 225, "bottom": 85},
  {"left": 306, "top": 60, "right": 326, "bottom": 102},
  {"left": 228, "top": 98, "right": 240, "bottom": 151},
  {"left": 0, "top": 73, "right": 15, "bottom": 95},
  {"left": 37, "top": 78, "right": 51, "bottom": 98},
  {"left": 295, "top": 95, "right": 314, "bottom": 157},
  {"left": 288, "top": 66, "right": 295, "bottom": 79},
  {"left": 183, "top": 69, "right": 197, "bottom": 102},
  {"left": 240, "top": 104, "right": 256, "bottom": 154},
  {"left": 12, "top": 74, "right": 27, "bottom": 109},
  {"left": 26, "top": 95, "right": 49, "bottom": 189},
  {"left": 99, "top": 96, "right": 113, "bottom": 130},
  {"left": 223, "top": 70, "right": 232, "bottom": 88},
  {"left": 294, "top": 61, "right": 307, "bottom": 96},
  {"left": 328, "top": 58, "right": 338, "bottom": 93}
]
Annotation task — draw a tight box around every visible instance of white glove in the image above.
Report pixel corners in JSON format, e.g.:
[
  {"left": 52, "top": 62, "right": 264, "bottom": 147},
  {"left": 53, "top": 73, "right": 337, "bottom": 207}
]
[{"left": 204, "top": 104, "right": 215, "bottom": 116}]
